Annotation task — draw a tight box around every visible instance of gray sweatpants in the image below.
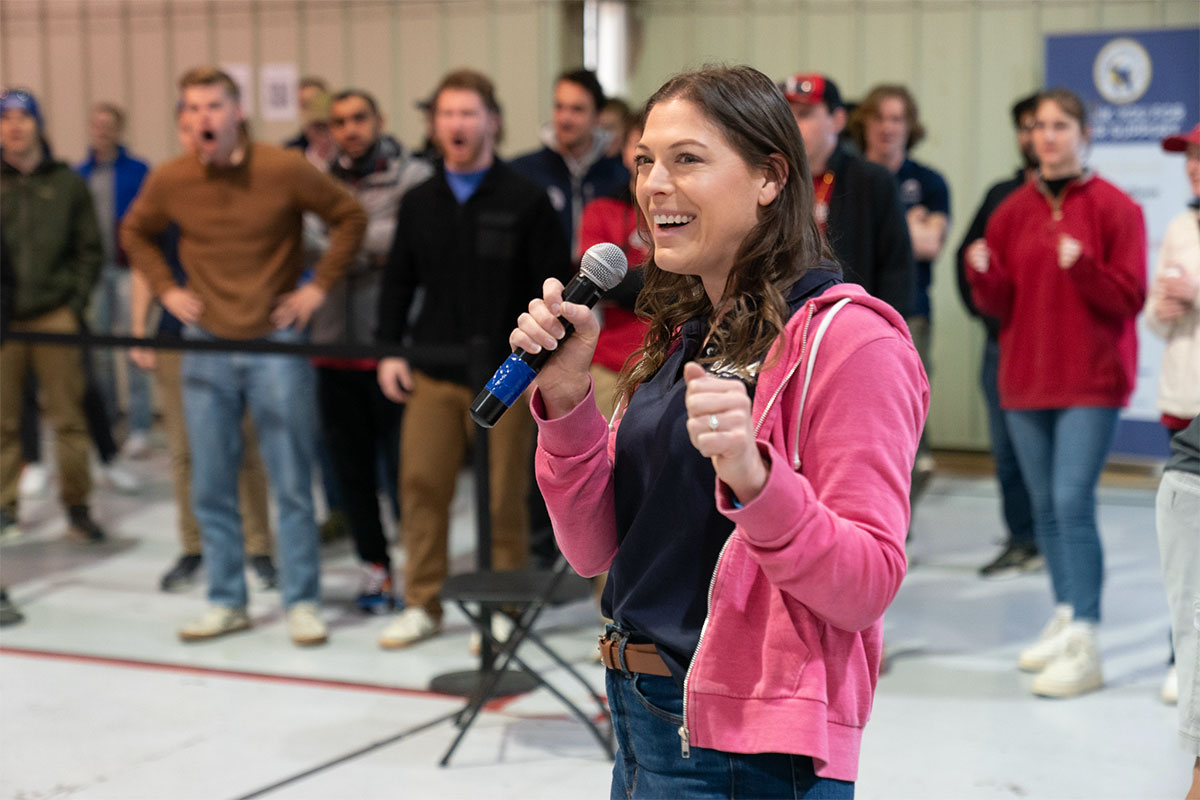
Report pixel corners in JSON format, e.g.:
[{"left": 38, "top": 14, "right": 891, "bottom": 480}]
[{"left": 1157, "top": 469, "right": 1200, "bottom": 755}]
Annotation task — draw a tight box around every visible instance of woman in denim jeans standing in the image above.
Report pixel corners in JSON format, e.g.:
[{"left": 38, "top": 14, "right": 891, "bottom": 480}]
[
  {"left": 511, "top": 66, "right": 928, "bottom": 798},
  {"left": 967, "top": 88, "right": 1147, "bottom": 699}
]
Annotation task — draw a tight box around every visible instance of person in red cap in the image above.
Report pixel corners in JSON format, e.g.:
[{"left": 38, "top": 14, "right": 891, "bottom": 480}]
[
  {"left": 1149, "top": 121, "right": 1200, "bottom": 756},
  {"left": 1147, "top": 122, "right": 1200, "bottom": 460},
  {"left": 1149, "top": 126, "right": 1200, "bottom": 407},
  {"left": 780, "top": 72, "right": 914, "bottom": 318}
]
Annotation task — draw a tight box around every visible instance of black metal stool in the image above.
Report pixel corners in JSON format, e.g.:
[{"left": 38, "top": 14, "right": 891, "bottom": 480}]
[{"left": 436, "top": 559, "right": 614, "bottom": 765}]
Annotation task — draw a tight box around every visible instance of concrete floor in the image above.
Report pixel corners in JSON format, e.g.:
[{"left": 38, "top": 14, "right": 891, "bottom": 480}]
[{"left": 0, "top": 446, "right": 1189, "bottom": 799}]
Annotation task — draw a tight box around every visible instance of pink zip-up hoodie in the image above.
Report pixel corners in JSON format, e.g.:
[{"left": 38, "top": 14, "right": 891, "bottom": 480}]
[{"left": 532, "top": 283, "right": 929, "bottom": 781}]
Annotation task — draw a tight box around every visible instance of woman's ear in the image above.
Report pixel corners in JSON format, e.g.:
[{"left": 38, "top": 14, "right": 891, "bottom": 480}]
[{"left": 758, "top": 154, "right": 788, "bottom": 207}]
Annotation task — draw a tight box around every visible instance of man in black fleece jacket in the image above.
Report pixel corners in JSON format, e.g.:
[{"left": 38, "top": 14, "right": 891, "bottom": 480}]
[
  {"left": 375, "top": 69, "right": 571, "bottom": 649},
  {"left": 954, "top": 93, "right": 1041, "bottom": 578},
  {"left": 782, "top": 73, "right": 913, "bottom": 316}
]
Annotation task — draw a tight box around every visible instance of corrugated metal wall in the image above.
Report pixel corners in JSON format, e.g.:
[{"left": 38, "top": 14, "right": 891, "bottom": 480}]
[
  {"left": 0, "top": 0, "right": 577, "bottom": 164},
  {"left": 2, "top": 0, "right": 1196, "bottom": 448},
  {"left": 628, "top": 0, "right": 1198, "bottom": 448}
]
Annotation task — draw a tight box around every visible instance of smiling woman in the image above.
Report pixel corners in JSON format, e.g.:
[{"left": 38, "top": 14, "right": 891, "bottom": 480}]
[
  {"left": 633, "top": 99, "right": 775, "bottom": 306},
  {"left": 618, "top": 66, "right": 828, "bottom": 401},
  {"left": 509, "top": 65, "right": 929, "bottom": 798}
]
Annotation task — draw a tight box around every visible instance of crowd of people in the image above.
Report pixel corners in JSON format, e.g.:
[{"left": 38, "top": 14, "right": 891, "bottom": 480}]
[{"left": 0, "top": 60, "right": 1196, "bottom": 797}]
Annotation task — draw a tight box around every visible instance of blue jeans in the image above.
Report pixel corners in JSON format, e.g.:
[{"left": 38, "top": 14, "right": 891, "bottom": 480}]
[
  {"left": 1004, "top": 407, "right": 1119, "bottom": 622},
  {"left": 980, "top": 339, "right": 1034, "bottom": 547},
  {"left": 606, "top": 671, "right": 854, "bottom": 799},
  {"left": 182, "top": 327, "right": 319, "bottom": 608},
  {"left": 89, "top": 264, "right": 152, "bottom": 433}
]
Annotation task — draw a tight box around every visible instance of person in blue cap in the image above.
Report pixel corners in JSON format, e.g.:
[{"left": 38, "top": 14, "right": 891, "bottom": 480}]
[{"left": 0, "top": 87, "right": 106, "bottom": 544}]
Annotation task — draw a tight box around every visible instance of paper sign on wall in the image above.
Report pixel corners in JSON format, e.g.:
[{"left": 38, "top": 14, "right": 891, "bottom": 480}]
[{"left": 260, "top": 63, "right": 299, "bottom": 121}]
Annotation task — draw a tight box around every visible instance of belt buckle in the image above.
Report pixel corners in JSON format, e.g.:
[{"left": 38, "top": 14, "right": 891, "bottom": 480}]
[{"left": 602, "top": 623, "right": 634, "bottom": 677}]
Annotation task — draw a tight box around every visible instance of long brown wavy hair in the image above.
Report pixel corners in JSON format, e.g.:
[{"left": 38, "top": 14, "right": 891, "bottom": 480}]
[{"left": 614, "top": 65, "right": 833, "bottom": 402}]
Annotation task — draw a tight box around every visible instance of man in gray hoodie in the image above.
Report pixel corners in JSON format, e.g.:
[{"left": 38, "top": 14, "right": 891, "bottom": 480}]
[{"left": 309, "top": 88, "right": 432, "bottom": 614}]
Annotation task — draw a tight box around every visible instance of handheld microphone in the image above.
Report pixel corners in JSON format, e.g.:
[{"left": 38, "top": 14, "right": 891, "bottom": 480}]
[{"left": 470, "top": 242, "right": 629, "bottom": 428}]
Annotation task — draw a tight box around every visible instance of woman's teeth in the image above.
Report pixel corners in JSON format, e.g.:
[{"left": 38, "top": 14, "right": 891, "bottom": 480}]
[{"left": 654, "top": 214, "right": 695, "bottom": 226}]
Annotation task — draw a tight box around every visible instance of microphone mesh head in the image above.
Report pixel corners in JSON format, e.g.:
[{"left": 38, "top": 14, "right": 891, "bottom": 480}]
[{"left": 580, "top": 242, "right": 629, "bottom": 291}]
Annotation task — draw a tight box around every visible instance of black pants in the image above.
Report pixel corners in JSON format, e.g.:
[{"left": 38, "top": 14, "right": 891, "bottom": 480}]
[{"left": 316, "top": 366, "right": 401, "bottom": 568}]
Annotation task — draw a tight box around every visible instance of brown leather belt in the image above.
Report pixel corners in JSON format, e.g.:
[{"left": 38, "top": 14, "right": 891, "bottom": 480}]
[{"left": 598, "top": 632, "right": 672, "bottom": 677}]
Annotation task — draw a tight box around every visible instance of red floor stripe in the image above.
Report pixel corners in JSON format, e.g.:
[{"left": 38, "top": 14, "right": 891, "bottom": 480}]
[
  {"left": 0, "top": 645, "right": 493, "bottom": 704},
  {"left": 0, "top": 647, "right": 604, "bottom": 719}
]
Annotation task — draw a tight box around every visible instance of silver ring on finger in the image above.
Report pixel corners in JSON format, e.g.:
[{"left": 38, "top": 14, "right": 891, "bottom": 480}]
[{"left": 707, "top": 414, "right": 720, "bottom": 432}]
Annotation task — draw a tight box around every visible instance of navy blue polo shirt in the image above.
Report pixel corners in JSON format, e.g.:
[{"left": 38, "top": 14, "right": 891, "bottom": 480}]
[
  {"left": 604, "top": 268, "right": 841, "bottom": 685},
  {"left": 895, "top": 158, "right": 949, "bottom": 319}
]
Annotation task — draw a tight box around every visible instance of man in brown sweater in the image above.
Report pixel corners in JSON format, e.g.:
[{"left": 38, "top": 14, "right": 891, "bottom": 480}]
[{"left": 121, "top": 67, "right": 366, "bottom": 647}]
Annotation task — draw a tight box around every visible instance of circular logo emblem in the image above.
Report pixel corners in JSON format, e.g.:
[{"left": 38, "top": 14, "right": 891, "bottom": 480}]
[
  {"left": 1093, "top": 38, "right": 1152, "bottom": 105},
  {"left": 899, "top": 178, "right": 923, "bottom": 207}
]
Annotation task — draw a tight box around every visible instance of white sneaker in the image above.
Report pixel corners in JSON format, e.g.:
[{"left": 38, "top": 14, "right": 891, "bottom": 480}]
[
  {"left": 179, "top": 605, "right": 251, "bottom": 642},
  {"left": 94, "top": 461, "right": 141, "bottom": 493},
  {"left": 468, "top": 611, "right": 516, "bottom": 656},
  {"left": 120, "top": 431, "right": 152, "bottom": 460},
  {"left": 1162, "top": 665, "right": 1179, "bottom": 705},
  {"left": 18, "top": 463, "right": 49, "bottom": 498},
  {"left": 1018, "top": 606, "right": 1074, "bottom": 672},
  {"left": 1031, "top": 625, "right": 1103, "bottom": 698},
  {"left": 379, "top": 606, "right": 441, "bottom": 649},
  {"left": 287, "top": 602, "right": 328, "bottom": 647}
]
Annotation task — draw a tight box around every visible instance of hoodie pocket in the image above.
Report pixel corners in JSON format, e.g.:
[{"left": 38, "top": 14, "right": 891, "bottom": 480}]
[{"left": 691, "top": 559, "right": 817, "bottom": 699}]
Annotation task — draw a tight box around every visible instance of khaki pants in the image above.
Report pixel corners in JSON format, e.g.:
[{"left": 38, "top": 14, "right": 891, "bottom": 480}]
[
  {"left": 0, "top": 307, "right": 91, "bottom": 511},
  {"left": 156, "top": 350, "right": 273, "bottom": 557},
  {"left": 400, "top": 370, "right": 533, "bottom": 619}
]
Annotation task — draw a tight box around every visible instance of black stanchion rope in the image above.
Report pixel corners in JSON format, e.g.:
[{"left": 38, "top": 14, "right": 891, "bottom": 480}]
[{"left": 2, "top": 330, "right": 466, "bottom": 365}]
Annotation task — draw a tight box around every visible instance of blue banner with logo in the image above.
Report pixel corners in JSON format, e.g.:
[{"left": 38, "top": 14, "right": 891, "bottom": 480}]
[{"left": 1046, "top": 27, "right": 1200, "bottom": 459}]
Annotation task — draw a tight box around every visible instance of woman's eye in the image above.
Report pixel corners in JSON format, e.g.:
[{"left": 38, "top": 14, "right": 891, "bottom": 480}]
[
  {"left": 633, "top": 154, "right": 652, "bottom": 168},
  {"left": 677, "top": 153, "right": 700, "bottom": 164}
]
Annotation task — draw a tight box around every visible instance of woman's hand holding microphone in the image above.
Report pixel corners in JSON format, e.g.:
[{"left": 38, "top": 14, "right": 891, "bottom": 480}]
[{"left": 509, "top": 277, "right": 601, "bottom": 420}]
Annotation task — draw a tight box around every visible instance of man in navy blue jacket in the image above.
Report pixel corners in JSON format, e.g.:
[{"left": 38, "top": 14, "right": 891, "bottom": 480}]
[
  {"left": 511, "top": 68, "right": 629, "bottom": 257},
  {"left": 511, "top": 68, "right": 629, "bottom": 568}
]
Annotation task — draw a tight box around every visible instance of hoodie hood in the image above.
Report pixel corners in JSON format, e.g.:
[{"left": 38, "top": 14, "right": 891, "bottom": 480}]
[
  {"left": 332, "top": 133, "right": 407, "bottom": 181},
  {"left": 754, "top": 281, "right": 922, "bottom": 469},
  {"left": 536, "top": 121, "right": 612, "bottom": 178}
]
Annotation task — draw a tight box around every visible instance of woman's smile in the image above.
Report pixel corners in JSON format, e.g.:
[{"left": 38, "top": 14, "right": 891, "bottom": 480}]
[{"left": 635, "top": 97, "right": 776, "bottom": 304}]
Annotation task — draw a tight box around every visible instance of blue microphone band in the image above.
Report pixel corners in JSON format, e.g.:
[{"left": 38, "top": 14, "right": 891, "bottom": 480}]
[
  {"left": 483, "top": 352, "right": 539, "bottom": 408},
  {"left": 470, "top": 241, "right": 628, "bottom": 429}
]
